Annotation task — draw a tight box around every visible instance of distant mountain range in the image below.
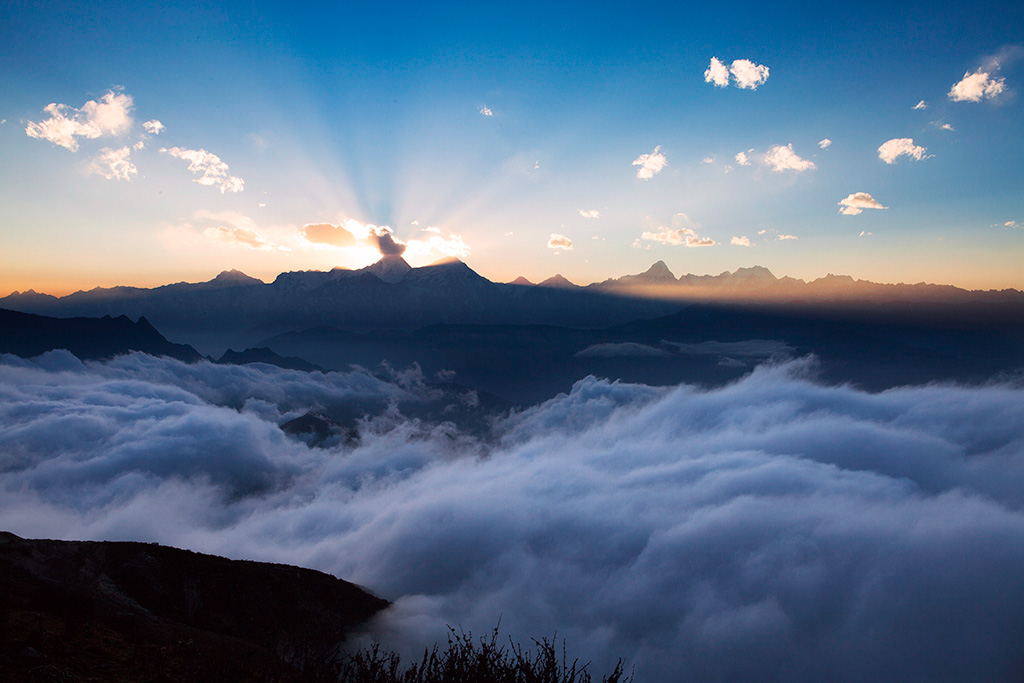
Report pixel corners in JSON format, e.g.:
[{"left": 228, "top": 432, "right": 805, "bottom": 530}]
[{"left": 2, "top": 256, "right": 1021, "bottom": 355}]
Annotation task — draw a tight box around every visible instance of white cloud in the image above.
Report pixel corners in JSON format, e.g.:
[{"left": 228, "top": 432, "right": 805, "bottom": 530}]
[
  {"left": 731, "top": 236, "right": 752, "bottom": 247},
  {"left": 479, "top": 105, "right": 493, "bottom": 117},
  {"left": 735, "top": 151, "right": 752, "bottom": 166},
  {"left": 764, "top": 144, "right": 816, "bottom": 172},
  {"left": 88, "top": 146, "right": 137, "bottom": 182},
  {"left": 729, "top": 58, "right": 770, "bottom": 89},
  {"left": 703, "top": 57, "right": 730, "bottom": 87},
  {"left": 913, "top": 100, "right": 928, "bottom": 110},
  {"left": 547, "top": 233, "right": 573, "bottom": 250},
  {"left": 948, "top": 70, "right": 1006, "bottom": 102},
  {"left": 777, "top": 233, "right": 798, "bottom": 240},
  {"left": 877, "top": 138, "right": 929, "bottom": 164},
  {"left": 701, "top": 156, "right": 715, "bottom": 164},
  {"left": 859, "top": 230, "right": 873, "bottom": 237},
  {"left": 818, "top": 138, "right": 832, "bottom": 149},
  {"left": 579, "top": 209, "right": 601, "bottom": 219},
  {"left": 25, "top": 90, "right": 134, "bottom": 151},
  {"left": 161, "top": 147, "right": 245, "bottom": 193},
  {"left": 1003, "top": 220, "right": 1019, "bottom": 228},
  {"left": 132, "top": 141, "right": 145, "bottom": 151},
  {"left": 706, "top": 58, "right": 769, "bottom": 89},
  {"left": 937, "top": 122, "right": 955, "bottom": 131},
  {"left": 641, "top": 227, "right": 715, "bottom": 247},
  {"left": 839, "top": 192, "right": 888, "bottom": 216},
  {"left": 143, "top": 119, "right": 165, "bottom": 135},
  {"left": 633, "top": 146, "right": 668, "bottom": 179}
]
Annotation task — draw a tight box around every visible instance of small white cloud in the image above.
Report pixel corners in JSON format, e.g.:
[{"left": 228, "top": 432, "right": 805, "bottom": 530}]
[
  {"left": 88, "top": 146, "right": 137, "bottom": 181},
  {"left": 161, "top": 146, "right": 245, "bottom": 193},
  {"left": 633, "top": 146, "right": 668, "bottom": 179},
  {"left": 818, "top": 138, "right": 832, "bottom": 149},
  {"left": 479, "top": 105, "right": 493, "bottom": 117},
  {"left": 579, "top": 209, "right": 601, "bottom": 219},
  {"left": 757, "top": 229, "right": 767, "bottom": 235},
  {"left": 132, "top": 141, "right": 145, "bottom": 151},
  {"left": 533, "top": 160, "right": 540, "bottom": 169},
  {"left": 729, "top": 59, "right": 770, "bottom": 90},
  {"left": 422, "top": 226, "right": 441, "bottom": 233},
  {"left": 777, "top": 234, "right": 798, "bottom": 240},
  {"left": 838, "top": 192, "right": 888, "bottom": 216},
  {"left": 731, "top": 236, "right": 752, "bottom": 246},
  {"left": 859, "top": 231, "right": 873, "bottom": 237},
  {"left": 701, "top": 156, "right": 715, "bottom": 164},
  {"left": 948, "top": 70, "right": 1006, "bottom": 102},
  {"left": 877, "top": 138, "right": 929, "bottom": 164},
  {"left": 641, "top": 227, "right": 715, "bottom": 247},
  {"left": 764, "top": 144, "right": 816, "bottom": 172},
  {"left": 735, "top": 151, "right": 751, "bottom": 166},
  {"left": 25, "top": 90, "right": 134, "bottom": 151},
  {"left": 257, "top": 202, "right": 266, "bottom": 208},
  {"left": 939, "top": 123, "right": 955, "bottom": 131},
  {"left": 1003, "top": 220, "right": 1019, "bottom": 228},
  {"left": 143, "top": 119, "right": 165, "bottom": 135},
  {"left": 548, "top": 233, "right": 573, "bottom": 250},
  {"left": 913, "top": 100, "right": 928, "bottom": 110},
  {"left": 704, "top": 57, "right": 730, "bottom": 87}
]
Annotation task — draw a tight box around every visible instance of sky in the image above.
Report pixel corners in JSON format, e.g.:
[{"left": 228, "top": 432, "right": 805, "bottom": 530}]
[{"left": 1, "top": 0, "right": 1023, "bottom": 294}]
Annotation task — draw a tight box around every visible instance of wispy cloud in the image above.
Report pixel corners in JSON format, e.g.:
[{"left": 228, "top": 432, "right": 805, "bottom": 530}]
[
  {"left": 777, "top": 233, "right": 798, "bottom": 240},
  {"left": 764, "top": 144, "right": 816, "bottom": 172},
  {"left": 633, "top": 146, "right": 668, "bottom": 179},
  {"left": 641, "top": 215, "right": 715, "bottom": 247},
  {"left": 25, "top": 90, "right": 134, "bottom": 151},
  {"left": 88, "top": 146, "right": 137, "bottom": 182},
  {"left": 913, "top": 100, "right": 928, "bottom": 110},
  {"left": 161, "top": 147, "right": 245, "bottom": 193},
  {"left": 731, "top": 236, "right": 752, "bottom": 246},
  {"left": 839, "top": 192, "right": 888, "bottom": 216},
  {"left": 479, "top": 105, "right": 493, "bottom": 117},
  {"left": 877, "top": 138, "right": 929, "bottom": 164},
  {"left": 547, "top": 233, "right": 573, "bottom": 250}
]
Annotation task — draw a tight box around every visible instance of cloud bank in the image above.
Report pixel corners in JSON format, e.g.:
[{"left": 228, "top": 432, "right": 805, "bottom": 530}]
[{"left": 3, "top": 353, "right": 1024, "bottom": 682}]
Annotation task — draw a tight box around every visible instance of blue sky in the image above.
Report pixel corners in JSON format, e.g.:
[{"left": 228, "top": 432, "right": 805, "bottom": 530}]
[{"left": 2, "top": 0, "right": 1022, "bottom": 293}]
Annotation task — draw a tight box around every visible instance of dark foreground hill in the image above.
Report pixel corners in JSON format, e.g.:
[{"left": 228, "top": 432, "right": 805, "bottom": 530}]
[
  {"left": 0, "top": 532, "right": 388, "bottom": 682},
  {"left": 0, "top": 308, "right": 203, "bottom": 362}
]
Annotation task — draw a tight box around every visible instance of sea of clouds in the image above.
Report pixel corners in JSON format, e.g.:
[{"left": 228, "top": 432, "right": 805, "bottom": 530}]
[{"left": 2, "top": 350, "right": 1024, "bottom": 681}]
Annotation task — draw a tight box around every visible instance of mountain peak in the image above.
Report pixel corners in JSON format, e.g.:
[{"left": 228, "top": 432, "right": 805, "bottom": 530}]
[
  {"left": 211, "top": 270, "right": 262, "bottom": 286},
  {"left": 639, "top": 260, "right": 677, "bottom": 281},
  {"left": 539, "top": 274, "right": 579, "bottom": 288},
  {"left": 510, "top": 276, "right": 534, "bottom": 286},
  {"left": 426, "top": 256, "right": 465, "bottom": 267},
  {"left": 362, "top": 255, "right": 412, "bottom": 283}
]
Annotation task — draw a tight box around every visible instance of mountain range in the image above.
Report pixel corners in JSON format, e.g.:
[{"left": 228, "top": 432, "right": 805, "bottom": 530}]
[{"left": 3, "top": 256, "right": 1020, "bottom": 355}]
